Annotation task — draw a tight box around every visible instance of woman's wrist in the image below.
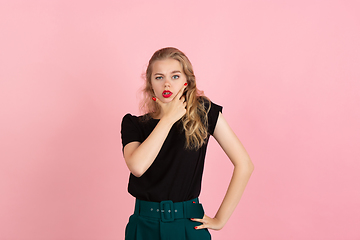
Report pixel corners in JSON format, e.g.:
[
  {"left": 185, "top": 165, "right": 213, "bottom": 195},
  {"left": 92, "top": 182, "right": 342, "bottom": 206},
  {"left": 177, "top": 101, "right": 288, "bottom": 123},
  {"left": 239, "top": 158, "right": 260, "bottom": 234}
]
[
  {"left": 158, "top": 116, "right": 176, "bottom": 128},
  {"left": 159, "top": 112, "right": 180, "bottom": 126}
]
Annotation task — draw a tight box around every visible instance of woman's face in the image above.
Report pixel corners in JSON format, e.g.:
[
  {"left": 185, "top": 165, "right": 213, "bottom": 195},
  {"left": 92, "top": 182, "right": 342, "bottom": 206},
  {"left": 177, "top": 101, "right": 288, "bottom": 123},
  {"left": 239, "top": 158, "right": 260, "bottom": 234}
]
[{"left": 150, "top": 58, "right": 187, "bottom": 103}]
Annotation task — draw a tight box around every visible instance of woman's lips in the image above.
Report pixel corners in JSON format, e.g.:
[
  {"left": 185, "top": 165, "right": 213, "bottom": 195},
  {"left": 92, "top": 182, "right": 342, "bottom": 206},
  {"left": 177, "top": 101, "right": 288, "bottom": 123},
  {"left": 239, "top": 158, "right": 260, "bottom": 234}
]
[{"left": 162, "top": 90, "right": 173, "bottom": 98}]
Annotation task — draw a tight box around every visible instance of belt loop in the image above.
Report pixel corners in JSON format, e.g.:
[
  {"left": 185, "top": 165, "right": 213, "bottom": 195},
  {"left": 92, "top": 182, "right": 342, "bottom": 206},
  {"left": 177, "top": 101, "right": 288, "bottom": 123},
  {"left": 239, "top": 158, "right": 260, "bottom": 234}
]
[{"left": 183, "top": 200, "right": 187, "bottom": 218}]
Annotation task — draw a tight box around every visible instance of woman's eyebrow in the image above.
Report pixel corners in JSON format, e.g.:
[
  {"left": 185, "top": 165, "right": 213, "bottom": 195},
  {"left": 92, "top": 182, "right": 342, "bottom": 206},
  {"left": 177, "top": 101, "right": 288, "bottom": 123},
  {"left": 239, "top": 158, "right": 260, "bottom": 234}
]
[{"left": 154, "top": 70, "right": 181, "bottom": 75}]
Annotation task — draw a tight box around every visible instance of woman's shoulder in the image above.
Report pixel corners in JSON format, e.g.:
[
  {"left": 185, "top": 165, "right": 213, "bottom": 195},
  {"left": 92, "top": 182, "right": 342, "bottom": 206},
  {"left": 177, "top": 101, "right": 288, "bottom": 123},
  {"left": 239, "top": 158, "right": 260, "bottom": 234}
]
[
  {"left": 122, "top": 113, "right": 154, "bottom": 125},
  {"left": 198, "top": 96, "right": 222, "bottom": 112},
  {"left": 122, "top": 113, "right": 139, "bottom": 121},
  {"left": 197, "top": 96, "right": 223, "bottom": 135},
  {"left": 198, "top": 96, "right": 211, "bottom": 109}
]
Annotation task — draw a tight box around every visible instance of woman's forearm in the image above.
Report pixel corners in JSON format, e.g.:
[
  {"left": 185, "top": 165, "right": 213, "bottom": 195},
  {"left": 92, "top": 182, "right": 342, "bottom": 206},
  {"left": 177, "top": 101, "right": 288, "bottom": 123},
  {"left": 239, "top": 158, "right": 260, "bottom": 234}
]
[
  {"left": 214, "top": 161, "right": 254, "bottom": 228},
  {"left": 125, "top": 117, "right": 174, "bottom": 177}
]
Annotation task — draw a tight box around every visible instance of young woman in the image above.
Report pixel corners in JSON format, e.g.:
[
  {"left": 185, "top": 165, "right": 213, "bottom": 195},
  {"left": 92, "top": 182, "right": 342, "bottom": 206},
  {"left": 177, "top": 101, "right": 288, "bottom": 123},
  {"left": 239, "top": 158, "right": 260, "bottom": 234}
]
[{"left": 121, "top": 47, "right": 254, "bottom": 240}]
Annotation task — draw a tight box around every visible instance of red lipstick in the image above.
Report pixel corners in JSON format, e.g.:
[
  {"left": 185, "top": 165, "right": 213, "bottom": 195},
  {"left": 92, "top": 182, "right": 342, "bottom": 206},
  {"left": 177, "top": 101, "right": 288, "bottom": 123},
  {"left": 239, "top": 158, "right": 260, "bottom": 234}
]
[{"left": 162, "top": 90, "right": 173, "bottom": 98}]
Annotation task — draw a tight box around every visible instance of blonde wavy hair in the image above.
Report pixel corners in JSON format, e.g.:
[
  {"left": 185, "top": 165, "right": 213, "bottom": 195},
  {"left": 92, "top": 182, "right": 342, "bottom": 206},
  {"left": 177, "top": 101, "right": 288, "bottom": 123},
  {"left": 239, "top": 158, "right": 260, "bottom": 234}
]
[{"left": 140, "top": 47, "right": 211, "bottom": 150}]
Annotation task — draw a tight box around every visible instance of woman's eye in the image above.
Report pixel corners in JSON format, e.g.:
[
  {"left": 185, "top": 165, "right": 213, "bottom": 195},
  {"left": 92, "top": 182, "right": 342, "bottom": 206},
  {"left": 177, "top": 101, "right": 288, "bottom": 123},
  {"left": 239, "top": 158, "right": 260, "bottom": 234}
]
[
  {"left": 172, "top": 75, "right": 179, "bottom": 79},
  {"left": 155, "top": 76, "right": 163, "bottom": 80}
]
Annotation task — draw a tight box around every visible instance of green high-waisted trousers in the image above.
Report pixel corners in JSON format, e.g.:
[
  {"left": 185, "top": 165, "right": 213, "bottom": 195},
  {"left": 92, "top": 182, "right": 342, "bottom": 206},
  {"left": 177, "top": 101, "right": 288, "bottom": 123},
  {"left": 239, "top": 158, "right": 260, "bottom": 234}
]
[{"left": 125, "top": 198, "right": 211, "bottom": 240}]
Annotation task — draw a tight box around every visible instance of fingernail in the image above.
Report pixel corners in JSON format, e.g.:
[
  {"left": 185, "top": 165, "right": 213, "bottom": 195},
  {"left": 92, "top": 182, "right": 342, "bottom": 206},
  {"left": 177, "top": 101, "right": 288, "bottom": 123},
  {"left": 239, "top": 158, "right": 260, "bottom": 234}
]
[
  {"left": 194, "top": 227, "right": 197, "bottom": 229},
  {"left": 190, "top": 218, "right": 194, "bottom": 220},
  {"left": 184, "top": 83, "right": 188, "bottom": 86},
  {"left": 152, "top": 97, "right": 156, "bottom": 101},
  {"left": 192, "top": 201, "right": 196, "bottom": 203}
]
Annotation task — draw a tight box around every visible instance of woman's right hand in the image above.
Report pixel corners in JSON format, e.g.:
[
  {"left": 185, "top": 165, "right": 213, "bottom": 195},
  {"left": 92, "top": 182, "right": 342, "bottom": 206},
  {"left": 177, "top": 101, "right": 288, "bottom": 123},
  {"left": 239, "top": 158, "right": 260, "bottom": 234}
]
[{"left": 153, "top": 83, "right": 187, "bottom": 124}]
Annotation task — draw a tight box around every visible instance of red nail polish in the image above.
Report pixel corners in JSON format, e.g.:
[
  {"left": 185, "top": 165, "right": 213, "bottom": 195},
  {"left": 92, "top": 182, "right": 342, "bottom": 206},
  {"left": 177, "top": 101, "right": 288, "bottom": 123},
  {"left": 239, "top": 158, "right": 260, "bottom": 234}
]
[
  {"left": 194, "top": 227, "right": 197, "bottom": 229},
  {"left": 152, "top": 97, "right": 156, "bottom": 101},
  {"left": 192, "top": 201, "right": 196, "bottom": 203},
  {"left": 184, "top": 83, "right": 188, "bottom": 86}
]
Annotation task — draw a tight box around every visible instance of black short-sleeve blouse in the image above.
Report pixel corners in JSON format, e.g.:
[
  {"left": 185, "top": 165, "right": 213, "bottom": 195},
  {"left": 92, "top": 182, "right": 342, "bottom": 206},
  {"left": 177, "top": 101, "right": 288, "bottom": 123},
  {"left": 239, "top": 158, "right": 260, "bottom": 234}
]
[{"left": 121, "top": 99, "right": 222, "bottom": 202}]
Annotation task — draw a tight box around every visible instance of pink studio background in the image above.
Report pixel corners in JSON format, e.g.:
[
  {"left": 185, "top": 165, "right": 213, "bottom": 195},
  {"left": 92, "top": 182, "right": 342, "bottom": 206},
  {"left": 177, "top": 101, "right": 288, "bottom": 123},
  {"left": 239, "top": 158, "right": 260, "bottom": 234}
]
[{"left": 1, "top": 0, "right": 359, "bottom": 239}]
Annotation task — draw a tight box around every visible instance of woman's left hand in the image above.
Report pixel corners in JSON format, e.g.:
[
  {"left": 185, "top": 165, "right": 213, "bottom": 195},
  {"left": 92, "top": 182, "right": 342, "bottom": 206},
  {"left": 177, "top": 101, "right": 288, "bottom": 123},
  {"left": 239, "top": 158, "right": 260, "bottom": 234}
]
[{"left": 191, "top": 214, "right": 224, "bottom": 231}]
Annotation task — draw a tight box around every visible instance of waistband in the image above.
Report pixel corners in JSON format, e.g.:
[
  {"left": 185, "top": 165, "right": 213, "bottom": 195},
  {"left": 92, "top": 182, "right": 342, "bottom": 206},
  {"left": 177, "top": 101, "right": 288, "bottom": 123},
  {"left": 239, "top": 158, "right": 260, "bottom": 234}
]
[{"left": 134, "top": 198, "right": 204, "bottom": 222}]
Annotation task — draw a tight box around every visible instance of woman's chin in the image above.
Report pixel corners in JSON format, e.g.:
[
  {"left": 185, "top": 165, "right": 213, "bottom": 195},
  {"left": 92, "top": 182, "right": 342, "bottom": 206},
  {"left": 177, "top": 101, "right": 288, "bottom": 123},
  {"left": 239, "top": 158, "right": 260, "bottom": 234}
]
[{"left": 160, "top": 97, "right": 174, "bottom": 103}]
